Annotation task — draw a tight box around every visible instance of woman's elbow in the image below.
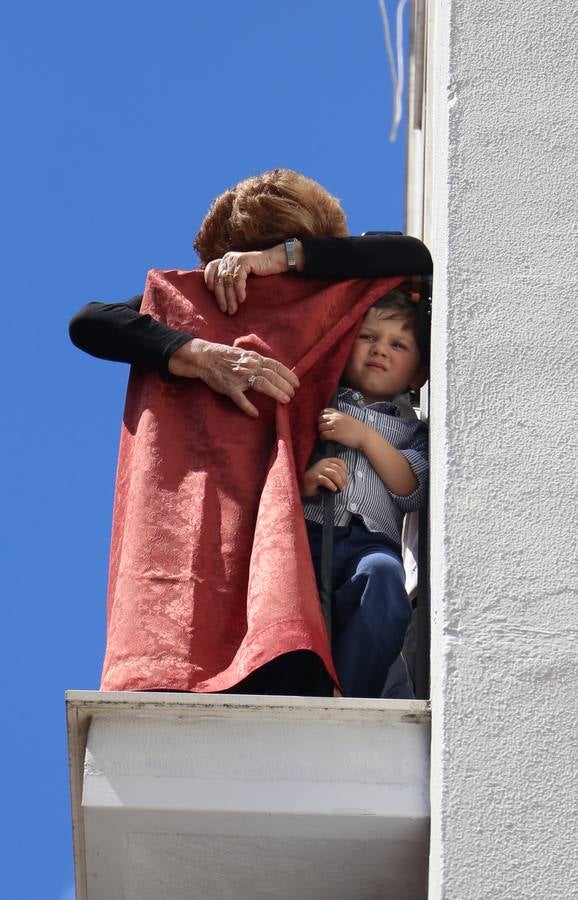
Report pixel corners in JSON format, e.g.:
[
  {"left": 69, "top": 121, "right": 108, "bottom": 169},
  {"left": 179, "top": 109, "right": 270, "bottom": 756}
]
[{"left": 68, "top": 302, "right": 100, "bottom": 350}]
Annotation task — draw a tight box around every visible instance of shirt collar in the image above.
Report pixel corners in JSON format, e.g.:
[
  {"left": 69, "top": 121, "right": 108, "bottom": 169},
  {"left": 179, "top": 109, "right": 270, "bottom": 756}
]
[{"left": 338, "top": 386, "right": 403, "bottom": 416}]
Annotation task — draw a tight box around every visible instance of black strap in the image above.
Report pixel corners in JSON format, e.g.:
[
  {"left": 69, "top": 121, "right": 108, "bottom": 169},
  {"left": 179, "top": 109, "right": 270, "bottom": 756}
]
[
  {"left": 319, "top": 488, "right": 335, "bottom": 637},
  {"left": 318, "top": 388, "right": 340, "bottom": 637}
]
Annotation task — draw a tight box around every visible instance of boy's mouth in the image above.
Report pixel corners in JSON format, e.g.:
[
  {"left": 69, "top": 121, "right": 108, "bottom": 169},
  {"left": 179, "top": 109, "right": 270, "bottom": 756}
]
[{"left": 366, "top": 362, "right": 386, "bottom": 371}]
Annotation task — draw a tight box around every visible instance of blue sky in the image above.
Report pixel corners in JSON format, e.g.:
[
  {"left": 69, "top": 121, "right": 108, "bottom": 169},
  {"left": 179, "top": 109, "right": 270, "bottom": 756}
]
[{"left": 1, "top": 2, "right": 408, "bottom": 896}]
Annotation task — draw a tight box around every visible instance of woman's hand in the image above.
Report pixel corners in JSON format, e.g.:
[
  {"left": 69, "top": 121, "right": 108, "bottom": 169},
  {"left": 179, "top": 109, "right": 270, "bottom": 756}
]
[
  {"left": 168, "top": 338, "right": 299, "bottom": 418},
  {"left": 318, "top": 408, "right": 368, "bottom": 449},
  {"left": 204, "top": 241, "right": 304, "bottom": 315},
  {"left": 301, "top": 457, "right": 348, "bottom": 497}
]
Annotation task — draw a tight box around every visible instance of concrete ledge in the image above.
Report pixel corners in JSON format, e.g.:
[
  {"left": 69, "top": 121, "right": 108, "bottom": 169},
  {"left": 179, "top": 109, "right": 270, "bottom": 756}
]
[{"left": 67, "top": 691, "right": 431, "bottom": 900}]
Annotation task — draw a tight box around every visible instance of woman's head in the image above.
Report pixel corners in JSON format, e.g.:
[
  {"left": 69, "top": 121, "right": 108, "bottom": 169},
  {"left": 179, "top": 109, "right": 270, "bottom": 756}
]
[{"left": 194, "top": 168, "right": 348, "bottom": 263}]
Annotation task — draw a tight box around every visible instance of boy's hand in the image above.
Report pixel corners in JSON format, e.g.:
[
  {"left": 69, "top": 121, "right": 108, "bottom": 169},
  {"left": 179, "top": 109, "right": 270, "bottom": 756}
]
[
  {"left": 318, "top": 408, "right": 368, "bottom": 450},
  {"left": 302, "top": 458, "right": 348, "bottom": 497}
]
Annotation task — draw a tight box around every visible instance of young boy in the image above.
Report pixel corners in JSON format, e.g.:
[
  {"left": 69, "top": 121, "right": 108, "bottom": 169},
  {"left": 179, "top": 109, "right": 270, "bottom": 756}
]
[{"left": 302, "top": 286, "right": 429, "bottom": 698}]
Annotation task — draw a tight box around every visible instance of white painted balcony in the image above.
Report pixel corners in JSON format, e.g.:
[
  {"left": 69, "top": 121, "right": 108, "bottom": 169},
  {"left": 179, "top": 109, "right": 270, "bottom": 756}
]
[{"left": 66, "top": 691, "right": 430, "bottom": 899}]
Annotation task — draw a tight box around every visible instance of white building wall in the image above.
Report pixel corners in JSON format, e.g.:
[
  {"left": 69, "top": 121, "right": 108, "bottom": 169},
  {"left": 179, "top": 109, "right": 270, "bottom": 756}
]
[{"left": 422, "top": 2, "right": 577, "bottom": 897}]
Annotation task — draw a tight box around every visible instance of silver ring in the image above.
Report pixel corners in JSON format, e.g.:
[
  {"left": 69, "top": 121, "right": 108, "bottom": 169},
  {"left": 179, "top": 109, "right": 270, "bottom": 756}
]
[{"left": 247, "top": 373, "right": 257, "bottom": 388}]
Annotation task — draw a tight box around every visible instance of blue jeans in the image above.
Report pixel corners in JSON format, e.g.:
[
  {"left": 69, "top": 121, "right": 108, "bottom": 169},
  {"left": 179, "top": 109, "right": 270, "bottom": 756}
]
[{"left": 307, "top": 519, "right": 412, "bottom": 698}]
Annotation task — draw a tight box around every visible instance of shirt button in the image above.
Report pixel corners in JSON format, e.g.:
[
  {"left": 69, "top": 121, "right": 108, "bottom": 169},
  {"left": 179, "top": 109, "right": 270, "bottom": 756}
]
[
  {"left": 368, "top": 413, "right": 375, "bottom": 422},
  {"left": 352, "top": 392, "right": 361, "bottom": 400},
  {"left": 356, "top": 470, "right": 364, "bottom": 479},
  {"left": 350, "top": 502, "right": 358, "bottom": 511}
]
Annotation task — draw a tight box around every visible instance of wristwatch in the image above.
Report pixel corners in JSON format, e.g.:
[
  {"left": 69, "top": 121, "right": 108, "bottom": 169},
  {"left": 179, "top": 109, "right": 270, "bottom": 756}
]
[{"left": 284, "top": 238, "right": 297, "bottom": 270}]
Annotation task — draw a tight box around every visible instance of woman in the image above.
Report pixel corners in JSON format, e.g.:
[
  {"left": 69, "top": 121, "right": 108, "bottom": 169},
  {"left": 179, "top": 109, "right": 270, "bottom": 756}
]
[
  {"left": 70, "top": 170, "right": 431, "bottom": 414},
  {"left": 70, "top": 168, "right": 432, "bottom": 696}
]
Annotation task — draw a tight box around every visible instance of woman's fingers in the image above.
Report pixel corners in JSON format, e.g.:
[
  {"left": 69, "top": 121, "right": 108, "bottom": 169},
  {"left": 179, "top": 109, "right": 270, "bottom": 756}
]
[
  {"left": 232, "top": 262, "right": 249, "bottom": 304},
  {"left": 204, "top": 259, "right": 219, "bottom": 290},
  {"left": 264, "top": 356, "right": 300, "bottom": 389},
  {"left": 247, "top": 372, "right": 291, "bottom": 404},
  {"left": 244, "top": 359, "right": 299, "bottom": 404},
  {"left": 239, "top": 355, "right": 299, "bottom": 405},
  {"left": 214, "top": 267, "right": 237, "bottom": 315},
  {"left": 222, "top": 275, "right": 238, "bottom": 315},
  {"left": 213, "top": 253, "right": 251, "bottom": 314},
  {"left": 189, "top": 342, "right": 299, "bottom": 417},
  {"left": 207, "top": 255, "right": 241, "bottom": 314},
  {"left": 229, "top": 389, "right": 260, "bottom": 418},
  {"left": 214, "top": 282, "right": 228, "bottom": 313},
  {"left": 212, "top": 274, "right": 228, "bottom": 313},
  {"left": 205, "top": 246, "right": 289, "bottom": 312},
  {"left": 204, "top": 260, "right": 231, "bottom": 314}
]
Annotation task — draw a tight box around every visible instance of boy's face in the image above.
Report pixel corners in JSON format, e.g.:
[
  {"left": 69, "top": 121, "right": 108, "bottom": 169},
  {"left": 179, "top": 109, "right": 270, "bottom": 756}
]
[{"left": 343, "top": 309, "right": 427, "bottom": 403}]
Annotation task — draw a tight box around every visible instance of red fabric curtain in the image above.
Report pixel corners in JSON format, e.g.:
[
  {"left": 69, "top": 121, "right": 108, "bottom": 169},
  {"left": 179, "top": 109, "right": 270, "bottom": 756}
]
[{"left": 101, "top": 269, "right": 402, "bottom": 692}]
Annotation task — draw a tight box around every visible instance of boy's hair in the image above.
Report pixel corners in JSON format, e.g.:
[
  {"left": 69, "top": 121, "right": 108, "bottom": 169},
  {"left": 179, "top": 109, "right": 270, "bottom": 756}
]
[{"left": 371, "top": 282, "right": 431, "bottom": 367}]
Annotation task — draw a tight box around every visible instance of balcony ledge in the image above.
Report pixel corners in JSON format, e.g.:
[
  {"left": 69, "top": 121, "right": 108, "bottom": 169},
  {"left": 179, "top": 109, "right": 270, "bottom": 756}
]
[{"left": 67, "top": 690, "right": 430, "bottom": 900}]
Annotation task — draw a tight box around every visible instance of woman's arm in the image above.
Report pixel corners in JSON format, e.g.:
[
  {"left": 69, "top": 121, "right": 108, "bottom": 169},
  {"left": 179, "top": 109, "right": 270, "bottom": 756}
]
[
  {"left": 205, "top": 234, "right": 432, "bottom": 313},
  {"left": 68, "top": 296, "right": 192, "bottom": 374},
  {"left": 69, "top": 235, "right": 432, "bottom": 369},
  {"left": 69, "top": 296, "right": 300, "bottom": 417},
  {"left": 301, "top": 234, "right": 433, "bottom": 279}
]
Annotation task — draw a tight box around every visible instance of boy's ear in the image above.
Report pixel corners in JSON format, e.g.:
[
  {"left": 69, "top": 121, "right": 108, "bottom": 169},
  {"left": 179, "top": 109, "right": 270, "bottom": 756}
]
[{"left": 409, "top": 366, "right": 429, "bottom": 391}]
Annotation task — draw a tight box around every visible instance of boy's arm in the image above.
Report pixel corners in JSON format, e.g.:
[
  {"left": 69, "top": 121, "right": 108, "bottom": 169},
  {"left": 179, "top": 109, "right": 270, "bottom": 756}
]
[
  {"left": 319, "top": 409, "right": 418, "bottom": 497},
  {"left": 357, "top": 427, "right": 418, "bottom": 497},
  {"left": 318, "top": 409, "right": 417, "bottom": 497}
]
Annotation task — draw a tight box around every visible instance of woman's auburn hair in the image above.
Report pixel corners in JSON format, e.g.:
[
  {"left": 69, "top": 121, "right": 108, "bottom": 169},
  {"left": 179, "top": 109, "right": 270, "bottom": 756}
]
[{"left": 194, "top": 168, "right": 348, "bottom": 263}]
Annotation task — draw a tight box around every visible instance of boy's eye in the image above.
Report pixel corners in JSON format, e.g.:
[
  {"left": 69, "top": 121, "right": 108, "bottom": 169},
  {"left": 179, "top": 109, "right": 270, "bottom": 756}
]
[
  {"left": 359, "top": 333, "right": 375, "bottom": 342},
  {"left": 392, "top": 341, "right": 407, "bottom": 350}
]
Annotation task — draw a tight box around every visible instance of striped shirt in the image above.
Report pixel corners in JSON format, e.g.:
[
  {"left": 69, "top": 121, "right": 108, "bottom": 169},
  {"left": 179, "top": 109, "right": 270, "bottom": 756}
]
[{"left": 302, "top": 387, "right": 428, "bottom": 550}]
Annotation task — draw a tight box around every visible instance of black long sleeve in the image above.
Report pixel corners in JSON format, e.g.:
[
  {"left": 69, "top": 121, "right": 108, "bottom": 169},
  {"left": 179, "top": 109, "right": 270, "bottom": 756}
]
[
  {"left": 69, "top": 295, "right": 192, "bottom": 377},
  {"left": 301, "top": 235, "right": 432, "bottom": 278},
  {"left": 69, "top": 235, "right": 432, "bottom": 375}
]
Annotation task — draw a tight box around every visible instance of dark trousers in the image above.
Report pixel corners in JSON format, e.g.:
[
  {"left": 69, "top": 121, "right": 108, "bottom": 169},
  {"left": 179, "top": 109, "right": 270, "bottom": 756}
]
[
  {"left": 231, "top": 650, "right": 329, "bottom": 696},
  {"left": 307, "top": 519, "right": 412, "bottom": 698}
]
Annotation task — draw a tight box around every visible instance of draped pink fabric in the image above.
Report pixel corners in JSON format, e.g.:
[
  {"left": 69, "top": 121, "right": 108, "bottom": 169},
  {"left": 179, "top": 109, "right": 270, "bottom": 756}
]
[{"left": 101, "top": 269, "right": 403, "bottom": 692}]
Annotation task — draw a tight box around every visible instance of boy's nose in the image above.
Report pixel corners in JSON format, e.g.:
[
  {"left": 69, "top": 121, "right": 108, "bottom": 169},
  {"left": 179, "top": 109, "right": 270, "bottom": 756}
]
[{"left": 371, "top": 342, "right": 388, "bottom": 357}]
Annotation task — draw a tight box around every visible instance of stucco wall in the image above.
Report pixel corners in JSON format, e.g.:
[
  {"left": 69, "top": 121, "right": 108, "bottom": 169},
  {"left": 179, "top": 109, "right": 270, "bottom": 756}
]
[{"left": 425, "top": 2, "right": 577, "bottom": 898}]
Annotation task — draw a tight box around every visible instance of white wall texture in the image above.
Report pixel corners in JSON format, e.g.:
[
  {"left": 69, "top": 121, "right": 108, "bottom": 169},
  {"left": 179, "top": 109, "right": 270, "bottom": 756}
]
[{"left": 425, "top": 2, "right": 577, "bottom": 898}]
